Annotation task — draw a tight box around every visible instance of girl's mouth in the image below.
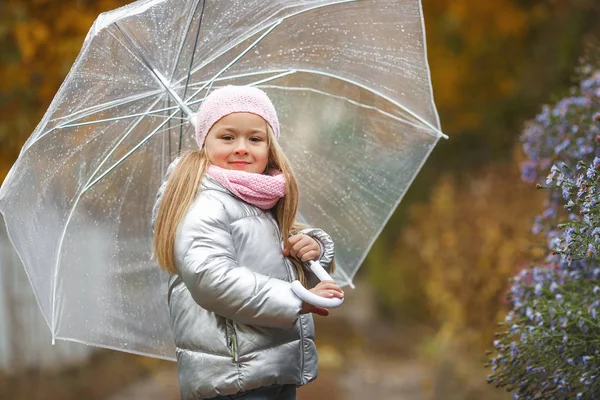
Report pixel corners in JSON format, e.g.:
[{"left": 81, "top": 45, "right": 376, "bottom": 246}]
[{"left": 229, "top": 162, "right": 250, "bottom": 169}]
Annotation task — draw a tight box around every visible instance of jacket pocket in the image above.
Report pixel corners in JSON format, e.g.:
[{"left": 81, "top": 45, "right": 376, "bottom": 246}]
[{"left": 225, "top": 319, "right": 239, "bottom": 362}]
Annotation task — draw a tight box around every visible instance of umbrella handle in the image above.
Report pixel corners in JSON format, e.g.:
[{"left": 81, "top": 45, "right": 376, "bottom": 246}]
[{"left": 291, "top": 261, "right": 344, "bottom": 308}]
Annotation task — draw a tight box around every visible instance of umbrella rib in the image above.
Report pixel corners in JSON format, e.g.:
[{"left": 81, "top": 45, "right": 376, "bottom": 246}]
[
  {"left": 50, "top": 90, "right": 164, "bottom": 125},
  {"left": 280, "top": 68, "right": 447, "bottom": 139},
  {"left": 256, "top": 84, "right": 425, "bottom": 131},
  {"left": 184, "top": 20, "right": 283, "bottom": 104},
  {"left": 149, "top": 119, "right": 187, "bottom": 137},
  {"left": 50, "top": 95, "right": 166, "bottom": 341},
  {"left": 247, "top": 70, "right": 297, "bottom": 87},
  {"left": 418, "top": 0, "right": 442, "bottom": 131},
  {"left": 33, "top": 90, "right": 164, "bottom": 147},
  {"left": 166, "top": 98, "right": 173, "bottom": 166},
  {"left": 82, "top": 109, "right": 180, "bottom": 193},
  {"left": 58, "top": 105, "right": 182, "bottom": 129},
  {"left": 54, "top": 335, "right": 176, "bottom": 362},
  {"left": 168, "top": 0, "right": 203, "bottom": 82},
  {"left": 181, "top": 0, "right": 206, "bottom": 101},
  {"left": 335, "top": 266, "right": 355, "bottom": 289},
  {"left": 111, "top": 23, "right": 194, "bottom": 117},
  {"left": 172, "top": 0, "right": 359, "bottom": 90},
  {"left": 179, "top": 69, "right": 291, "bottom": 91},
  {"left": 178, "top": 0, "right": 206, "bottom": 156},
  {"left": 185, "top": 70, "right": 297, "bottom": 107}
]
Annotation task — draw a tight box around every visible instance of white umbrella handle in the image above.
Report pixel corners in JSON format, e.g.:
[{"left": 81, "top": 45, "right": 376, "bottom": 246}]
[{"left": 291, "top": 260, "right": 344, "bottom": 308}]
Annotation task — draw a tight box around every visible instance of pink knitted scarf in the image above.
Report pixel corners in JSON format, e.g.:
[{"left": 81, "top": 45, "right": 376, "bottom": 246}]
[{"left": 206, "top": 165, "right": 286, "bottom": 210}]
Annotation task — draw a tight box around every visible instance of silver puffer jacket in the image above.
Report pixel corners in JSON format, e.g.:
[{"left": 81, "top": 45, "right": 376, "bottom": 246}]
[{"left": 152, "top": 162, "right": 335, "bottom": 400}]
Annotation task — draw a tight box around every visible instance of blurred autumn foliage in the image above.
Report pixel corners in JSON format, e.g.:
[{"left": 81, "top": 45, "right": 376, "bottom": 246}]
[
  {"left": 425, "top": 0, "right": 600, "bottom": 160},
  {"left": 0, "top": 0, "right": 130, "bottom": 180},
  {"left": 406, "top": 160, "right": 546, "bottom": 346},
  {"left": 368, "top": 156, "right": 547, "bottom": 334}
]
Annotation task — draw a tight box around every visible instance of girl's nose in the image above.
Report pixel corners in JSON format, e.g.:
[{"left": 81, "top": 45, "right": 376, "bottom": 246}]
[{"left": 234, "top": 141, "right": 249, "bottom": 155}]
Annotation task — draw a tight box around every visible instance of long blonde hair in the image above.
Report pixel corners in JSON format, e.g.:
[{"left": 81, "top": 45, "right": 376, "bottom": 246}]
[{"left": 152, "top": 125, "right": 333, "bottom": 285}]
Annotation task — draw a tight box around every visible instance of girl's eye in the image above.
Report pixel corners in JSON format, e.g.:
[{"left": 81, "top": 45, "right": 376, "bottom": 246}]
[
  {"left": 250, "top": 137, "right": 264, "bottom": 142},
  {"left": 221, "top": 135, "right": 234, "bottom": 141}
]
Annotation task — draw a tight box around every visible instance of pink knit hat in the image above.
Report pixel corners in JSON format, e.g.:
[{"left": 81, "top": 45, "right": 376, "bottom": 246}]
[{"left": 190, "top": 85, "right": 280, "bottom": 148}]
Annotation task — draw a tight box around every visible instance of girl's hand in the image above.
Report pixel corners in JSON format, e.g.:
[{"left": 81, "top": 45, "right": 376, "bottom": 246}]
[
  {"left": 283, "top": 234, "right": 321, "bottom": 262},
  {"left": 299, "top": 280, "right": 344, "bottom": 316}
]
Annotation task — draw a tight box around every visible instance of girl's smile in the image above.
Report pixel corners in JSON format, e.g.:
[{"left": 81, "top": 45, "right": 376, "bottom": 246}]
[
  {"left": 229, "top": 161, "right": 251, "bottom": 170},
  {"left": 204, "top": 112, "right": 270, "bottom": 174}
]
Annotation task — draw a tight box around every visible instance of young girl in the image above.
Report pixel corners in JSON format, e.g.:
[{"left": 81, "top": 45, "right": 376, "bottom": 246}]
[{"left": 152, "top": 85, "right": 344, "bottom": 400}]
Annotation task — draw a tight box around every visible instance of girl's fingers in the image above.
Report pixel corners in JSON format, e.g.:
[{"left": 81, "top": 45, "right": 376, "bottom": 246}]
[
  {"left": 290, "top": 239, "right": 320, "bottom": 262},
  {"left": 300, "top": 250, "right": 319, "bottom": 262},
  {"left": 287, "top": 234, "right": 302, "bottom": 246},
  {"left": 316, "top": 282, "right": 344, "bottom": 293},
  {"left": 319, "top": 280, "right": 336, "bottom": 285},
  {"left": 291, "top": 238, "right": 312, "bottom": 256},
  {"left": 313, "top": 289, "right": 344, "bottom": 299},
  {"left": 287, "top": 234, "right": 308, "bottom": 253}
]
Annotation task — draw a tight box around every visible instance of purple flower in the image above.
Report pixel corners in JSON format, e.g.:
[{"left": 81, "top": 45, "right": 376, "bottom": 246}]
[
  {"left": 490, "top": 67, "right": 600, "bottom": 399},
  {"left": 587, "top": 167, "right": 595, "bottom": 178}
]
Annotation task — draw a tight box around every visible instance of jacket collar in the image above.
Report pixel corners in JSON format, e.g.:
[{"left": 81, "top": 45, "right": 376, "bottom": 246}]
[{"left": 201, "top": 175, "right": 229, "bottom": 194}]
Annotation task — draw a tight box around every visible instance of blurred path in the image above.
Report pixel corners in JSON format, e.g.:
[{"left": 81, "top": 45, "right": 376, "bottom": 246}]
[
  {"left": 336, "top": 356, "right": 425, "bottom": 400},
  {"left": 104, "top": 364, "right": 179, "bottom": 400},
  {"left": 316, "top": 279, "right": 426, "bottom": 400},
  {"left": 104, "top": 280, "right": 426, "bottom": 400}
]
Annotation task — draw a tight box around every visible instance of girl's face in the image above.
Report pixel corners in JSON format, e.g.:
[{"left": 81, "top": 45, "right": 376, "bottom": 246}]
[{"left": 204, "top": 112, "right": 270, "bottom": 174}]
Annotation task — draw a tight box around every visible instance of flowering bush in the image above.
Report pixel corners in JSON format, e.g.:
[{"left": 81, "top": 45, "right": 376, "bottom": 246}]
[
  {"left": 521, "top": 68, "right": 600, "bottom": 236},
  {"left": 545, "top": 159, "right": 600, "bottom": 267},
  {"left": 520, "top": 68, "right": 600, "bottom": 185},
  {"left": 487, "top": 67, "right": 600, "bottom": 399}
]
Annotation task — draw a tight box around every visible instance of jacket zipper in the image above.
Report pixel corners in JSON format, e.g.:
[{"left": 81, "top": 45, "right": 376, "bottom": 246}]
[
  {"left": 226, "top": 319, "right": 239, "bottom": 362},
  {"left": 265, "top": 211, "right": 294, "bottom": 282},
  {"left": 299, "top": 314, "right": 305, "bottom": 378},
  {"left": 265, "top": 211, "right": 305, "bottom": 377},
  {"left": 266, "top": 212, "right": 306, "bottom": 377}
]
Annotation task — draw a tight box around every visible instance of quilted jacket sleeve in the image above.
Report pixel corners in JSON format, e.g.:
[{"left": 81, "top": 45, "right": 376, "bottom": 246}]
[
  {"left": 175, "top": 193, "right": 303, "bottom": 329},
  {"left": 299, "top": 228, "right": 335, "bottom": 289}
]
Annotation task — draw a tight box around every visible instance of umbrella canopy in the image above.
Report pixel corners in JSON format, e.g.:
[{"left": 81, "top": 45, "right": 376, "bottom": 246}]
[{"left": 0, "top": 0, "right": 446, "bottom": 360}]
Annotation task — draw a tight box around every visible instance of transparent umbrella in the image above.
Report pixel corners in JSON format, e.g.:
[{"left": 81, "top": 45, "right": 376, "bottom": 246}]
[{"left": 0, "top": 0, "right": 447, "bottom": 360}]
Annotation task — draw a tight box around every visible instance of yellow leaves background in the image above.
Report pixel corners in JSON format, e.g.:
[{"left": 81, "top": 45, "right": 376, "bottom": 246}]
[
  {"left": 0, "top": 0, "right": 129, "bottom": 179},
  {"left": 367, "top": 155, "right": 546, "bottom": 337},
  {"left": 405, "top": 161, "right": 546, "bottom": 348}
]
